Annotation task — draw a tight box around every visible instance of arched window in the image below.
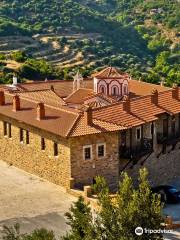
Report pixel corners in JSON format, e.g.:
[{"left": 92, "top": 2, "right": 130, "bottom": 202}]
[
  {"left": 112, "top": 86, "right": 119, "bottom": 96},
  {"left": 99, "top": 86, "right": 105, "bottom": 94},
  {"left": 124, "top": 85, "right": 128, "bottom": 95}
]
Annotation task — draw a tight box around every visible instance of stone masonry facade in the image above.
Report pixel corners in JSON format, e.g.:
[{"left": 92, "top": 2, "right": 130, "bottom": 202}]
[
  {"left": 0, "top": 115, "right": 71, "bottom": 188},
  {"left": 0, "top": 112, "right": 179, "bottom": 191},
  {"left": 70, "top": 132, "right": 119, "bottom": 190},
  {"left": 0, "top": 116, "right": 120, "bottom": 190}
]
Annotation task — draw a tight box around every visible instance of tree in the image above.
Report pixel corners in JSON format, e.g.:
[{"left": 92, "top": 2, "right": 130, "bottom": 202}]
[
  {"left": 10, "top": 51, "right": 27, "bottom": 63},
  {"left": 63, "top": 169, "right": 164, "bottom": 240},
  {"left": 62, "top": 196, "right": 95, "bottom": 240},
  {"left": 2, "top": 224, "right": 56, "bottom": 240}
]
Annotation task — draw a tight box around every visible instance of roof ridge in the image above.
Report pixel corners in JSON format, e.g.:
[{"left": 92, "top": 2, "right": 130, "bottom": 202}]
[
  {"left": 17, "top": 78, "right": 93, "bottom": 86},
  {"left": 93, "top": 89, "right": 173, "bottom": 112},
  {"left": 66, "top": 114, "right": 82, "bottom": 137},
  {"left": 5, "top": 92, "right": 79, "bottom": 115},
  {"left": 93, "top": 116, "right": 128, "bottom": 128}
]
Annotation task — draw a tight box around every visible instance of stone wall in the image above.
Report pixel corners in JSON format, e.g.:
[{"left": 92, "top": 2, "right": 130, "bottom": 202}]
[
  {"left": 125, "top": 144, "right": 180, "bottom": 186},
  {"left": 0, "top": 115, "right": 71, "bottom": 188},
  {"left": 70, "top": 132, "right": 119, "bottom": 190}
]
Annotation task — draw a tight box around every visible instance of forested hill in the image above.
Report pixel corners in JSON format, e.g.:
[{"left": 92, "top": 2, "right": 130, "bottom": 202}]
[{"left": 0, "top": 0, "right": 179, "bottom": 85}]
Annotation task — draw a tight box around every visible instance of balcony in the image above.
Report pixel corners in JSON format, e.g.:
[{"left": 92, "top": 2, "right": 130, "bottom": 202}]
[
  {"left": 120, "top": 138, "right": 153, "bottom": 161},
  {"left": 157, "top": 132, "right": 180, "bottom": 145}
]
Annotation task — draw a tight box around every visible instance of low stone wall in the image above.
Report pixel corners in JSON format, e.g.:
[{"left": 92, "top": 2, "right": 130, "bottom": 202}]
[{"left": 125, "top": 143, "right": 180, "bottom": 186}]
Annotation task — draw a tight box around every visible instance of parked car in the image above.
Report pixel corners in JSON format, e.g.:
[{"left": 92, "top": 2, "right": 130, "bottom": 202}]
[{"left": 152, "top": 185, "right": 180, "bottom": 204}]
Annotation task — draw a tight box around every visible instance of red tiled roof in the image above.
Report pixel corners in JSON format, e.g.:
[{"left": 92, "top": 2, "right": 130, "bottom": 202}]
[
  {"left": 65, "top": 88, "right": 94, "bottom": 104},
  {"left": 0, "top": 93, "right": 80, "bottom": 137},
  {"left": 70, "top": 115, "right": 127, "bottom": 137},
  {"left": 93, "top": 89, "right": 180, "bottom": 128},
  {"left": 0, "top": 68, "right": 178, "bottom": 138},
  {"left": 18, "top": 89, "right": 65, "bottom": 107},
  {"left": 92, "top": 67, "right": 129, "bottom": 79},
  {"left": 129, "top": 80, "right": 170, "bottom": 97},
  {"left": 3, "top": 77, "right": 169, "bottom": 100},
  {"left": 13, "top": 79, "right": 93, "bottom": 98}
]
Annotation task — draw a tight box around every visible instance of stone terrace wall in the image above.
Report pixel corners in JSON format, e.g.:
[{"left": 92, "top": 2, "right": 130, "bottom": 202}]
[
  {"left": 126, "top": 144, "right": 180, "bottom": 186},
  {"left": 70, "top": 132, "right": 119, "bottom": 190},
  {"left": 0, "top": 115, "right": 71, "bottom": 188}
]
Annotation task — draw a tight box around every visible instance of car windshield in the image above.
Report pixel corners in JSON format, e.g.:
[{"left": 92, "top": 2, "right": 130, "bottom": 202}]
[{"left": 168, "top": 188, "right": 178, "bottom": 193}]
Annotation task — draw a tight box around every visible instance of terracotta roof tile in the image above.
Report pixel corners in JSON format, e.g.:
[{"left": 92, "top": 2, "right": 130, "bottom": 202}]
[
  {"left": 92, "top": 67, "right": 129, "bottom": 79},
  {"left": 129, "top": 80, "right": 170, "bottom": 97},
  {"left": 70, "top": 115, "right": 127, "bottom": 137},
  {"left": 93, "top": 89, "right": 180, "bottom": 128},
  {"left": 0, "top": 93, "right": 79, "bottom": 137},
  {"left": 18, "top": 89, "right": 65, "bottom": 107},
  {"left": 65, "top": 88, "right": 94, "bottom": 104},
  {"left": 14, "top": 79, "right": 93, "bottom": 98}
]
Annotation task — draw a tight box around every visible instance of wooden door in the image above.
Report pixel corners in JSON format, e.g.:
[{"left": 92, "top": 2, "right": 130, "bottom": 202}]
[{"left": 163, "top": 119, "right": 168, "bottom": 138}]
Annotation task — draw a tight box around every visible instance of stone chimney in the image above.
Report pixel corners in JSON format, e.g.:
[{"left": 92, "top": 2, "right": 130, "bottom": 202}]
[
  {"left": 13, "top": 75, "right": 18, "bottom": 86},
  {"left": 37, "top": 103, "right": 45, "bottom": 120},
  {"left": 151, "top": 89, "right": 158, "bottom": 105},
  {"left": 50, "top": 85, "right": 54, "bottom": 91},
  {"left": 13, "top": 95, "right": 20, "bottom": 111},
  {"left": 84, "top": 106, "right": 93, "bottom": 126},
  {"left": 0, "top": 91, "right": 5, "bottom": 106},
  {"left": 172, "top": 84, "right": 179, "bottom": 100},
  {"left": 122, "top": 95, "right": 130, "bottom": 112}
]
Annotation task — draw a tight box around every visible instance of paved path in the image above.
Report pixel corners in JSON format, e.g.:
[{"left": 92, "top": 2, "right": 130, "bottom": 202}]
[
  {"left": 0, "top": 161, "right": 76, "bottom": 238},
  {"left": 0, "top": 160, "right": 179, "bottom": 239}
]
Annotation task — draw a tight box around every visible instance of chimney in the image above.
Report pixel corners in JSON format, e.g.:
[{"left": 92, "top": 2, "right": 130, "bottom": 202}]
[
  {"left": 0, "top": 91, "right": 5, "bottom": 106},
  {"left": 172, "top": 84, "right": 179, "bottom": 100},
  {"left": 151, "top": 89, "right": 158, "bottom": 105},
  {"left": 84, "top": 106, "right": 93, "bottom": 126},
  {"left": 13, "top": 95, "right": 20, "bottom": 111},
  {"left": 122, "top": 96, "right": 130, "bottom": 112},
  {"left": 160, "top": 79, "right": 164, "bottom": 87},
  {"left": 50, "top": 85, "right": 54, "bottom": 91},
  {"left": 37, "top": 103, "right": 45, "bottom": 120},
  {"left": 13, "top": 75, "right": 18, "bottom": 86}
]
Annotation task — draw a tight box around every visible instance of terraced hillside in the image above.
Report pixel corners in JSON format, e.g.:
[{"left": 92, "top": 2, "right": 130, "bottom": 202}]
[
  {"left": 0, "top": 0, "right": 179, "bottom": 85},
  {"left": 0, "top": 31, "right": 149, "bottom": 73},
  {"left": 0, "top": 34, "right": 93, "bottom": 69}
]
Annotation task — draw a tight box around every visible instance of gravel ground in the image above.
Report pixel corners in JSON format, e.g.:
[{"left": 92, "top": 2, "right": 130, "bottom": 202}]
[
  {"left": 0, "top": 160, "right": 76, "bottom": 238},
  {"left": 0, "top": 160, "right": 179, "bottom": 239}
]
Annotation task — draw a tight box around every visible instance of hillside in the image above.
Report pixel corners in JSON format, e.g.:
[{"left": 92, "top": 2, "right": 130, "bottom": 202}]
[{"left": 0, "top": 0, "right": 179, "bottom": 85}]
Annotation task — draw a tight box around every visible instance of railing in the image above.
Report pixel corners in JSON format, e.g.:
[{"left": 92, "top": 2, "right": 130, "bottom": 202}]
[
  {"left": 157, "top": 132, "right": 180, "bottom": 145},
  {"left": 120, "top": 138, "right": 153, "bottom": 161}
]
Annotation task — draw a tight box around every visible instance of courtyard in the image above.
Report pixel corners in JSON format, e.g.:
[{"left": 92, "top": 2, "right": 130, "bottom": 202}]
[
  {"left": 0, "top": 160, "right": 76, "bottom": 238},
  {"left": 0, "top": 160, "right": 179, "bottom": 239}
]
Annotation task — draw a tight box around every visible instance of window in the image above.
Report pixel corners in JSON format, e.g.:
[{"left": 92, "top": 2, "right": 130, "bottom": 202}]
[
  {"left": 3, "top": 122, "right": 7, "bottom": 136},
  {"left": 26, "top": 130, "right": 29, "bottom": 144},
  {"left": 8, "top": 123, "right": 12, "bottom": 138},
  {"left": 20, "top": 128, "right": 23, "bottom": 142},
  {"left": 97, "top": 143, "right": 106, "bottom": 158},
  {"left": 124, "top": 85, "right": 128, "bottom": 95},
  {"left": 112, "top": 86, "right": 118, "bottom": 96},
  {"left": 136, "top": 128, "right": 141, "bottom": 140},
  {"left": 100, "top": 86, "right": 105, "bottom": 94},
  {"left": 41, "top": 137, "right": 45, "bottom": 150},
  {"left": 54, "top": 142, "right": 58, "bottom": 156},
  {"left": 83, "top": 145, "right": 92, "bottom": 160}
]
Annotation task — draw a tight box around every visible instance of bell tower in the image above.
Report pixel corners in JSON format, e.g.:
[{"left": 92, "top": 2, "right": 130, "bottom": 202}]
[{"left": 93, "top": 67, "right": 129, "bottom": 97}]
